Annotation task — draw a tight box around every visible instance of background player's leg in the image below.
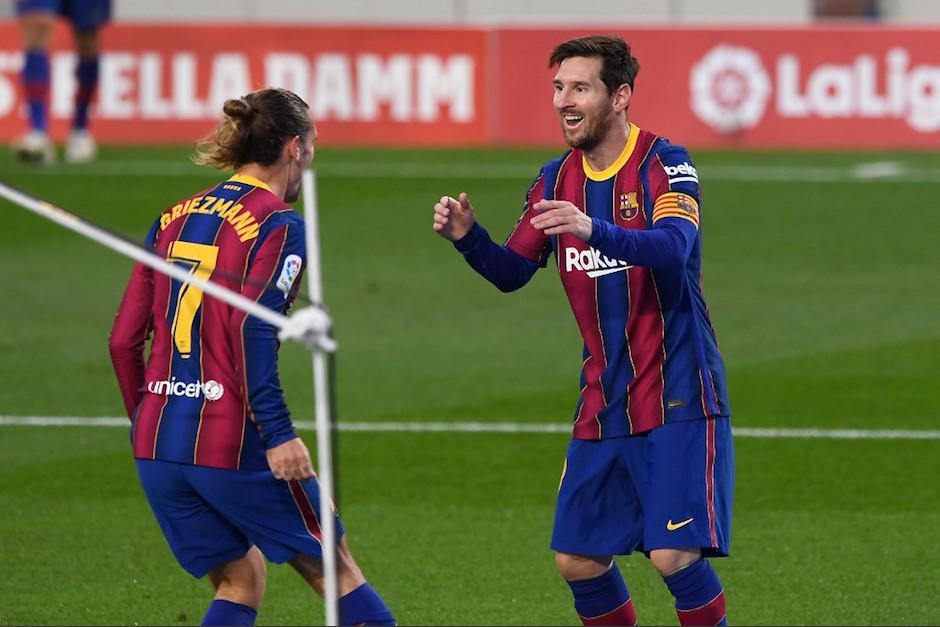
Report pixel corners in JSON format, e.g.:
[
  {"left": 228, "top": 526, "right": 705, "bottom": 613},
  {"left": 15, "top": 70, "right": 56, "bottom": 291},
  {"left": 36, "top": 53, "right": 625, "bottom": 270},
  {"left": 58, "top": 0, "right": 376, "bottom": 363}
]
[
  {"left": 289, "top": 538, "right": 395, "bottom": 626},
  {"left": 652, "top": 549, "right": 726, "bottom": 626},
  {"left": 202, "top": 546, "right": 266, "bottom": 626},
  {"left": 14, "top": 8, "right": 56, "bottom": 164},
  {"left": 65, "top": 27, "right": 100, "bottom": 162},
  {"left": 556, "top": 553, "right": 637, "bottom": 626}
]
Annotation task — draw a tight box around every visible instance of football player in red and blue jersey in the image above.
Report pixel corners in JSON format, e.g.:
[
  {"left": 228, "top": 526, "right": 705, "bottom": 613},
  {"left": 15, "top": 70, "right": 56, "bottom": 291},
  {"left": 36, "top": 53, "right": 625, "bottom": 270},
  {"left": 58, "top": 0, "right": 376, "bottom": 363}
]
[
  {"left": 433, "top": 36, "right": 732, "bottom": 626},
  {"left": 13, "top": 0, "right": 110, "bottom": 164},
  {"left": 109, "top": 88, "right": 394, "bottom": 627}
]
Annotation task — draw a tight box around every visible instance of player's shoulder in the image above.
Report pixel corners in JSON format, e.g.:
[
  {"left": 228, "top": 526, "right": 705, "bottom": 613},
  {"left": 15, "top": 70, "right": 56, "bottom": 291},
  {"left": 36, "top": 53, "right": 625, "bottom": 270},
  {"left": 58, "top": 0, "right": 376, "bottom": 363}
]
[
  {"left": 260, "top": 207, "right": 303, "bottom": 227},
  {"left": 643, "top": 133, "right": 697, "bottom": 170},
  {"left": 639, "top": 131, "right": 700, "bottom": 190},
  {"left": 535, "top": 148, "right": 576, "bottom": 188},
  {"left": 542, "top": 148, "right": 574, "bottom": 169},
  {"left": 639, "top": 131, "right": 702, "bottom": 202},
  {"left": 256, "top": 208, "right": 305, "bottom": 250}
]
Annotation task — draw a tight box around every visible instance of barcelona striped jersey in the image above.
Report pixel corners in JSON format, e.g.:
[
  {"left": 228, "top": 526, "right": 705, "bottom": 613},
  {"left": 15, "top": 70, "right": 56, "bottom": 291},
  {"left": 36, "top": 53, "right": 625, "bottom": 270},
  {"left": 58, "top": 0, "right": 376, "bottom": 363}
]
[
  {"left": 109, "top": 174, "right": 305, "bottom": 470},
  {"left": 454, "top": 124, "right": 729, "bottom": 439}
]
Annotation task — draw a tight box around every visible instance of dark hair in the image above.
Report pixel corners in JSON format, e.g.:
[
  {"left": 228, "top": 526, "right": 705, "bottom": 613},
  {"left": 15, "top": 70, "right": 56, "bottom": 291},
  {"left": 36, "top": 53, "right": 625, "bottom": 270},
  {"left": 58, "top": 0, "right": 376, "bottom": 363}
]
[
  {"left": 193, "top": 87, "right": 312, "bottom": 170},
  {"left": 548, "top": 35, "right": 640, "bottom": 94}
]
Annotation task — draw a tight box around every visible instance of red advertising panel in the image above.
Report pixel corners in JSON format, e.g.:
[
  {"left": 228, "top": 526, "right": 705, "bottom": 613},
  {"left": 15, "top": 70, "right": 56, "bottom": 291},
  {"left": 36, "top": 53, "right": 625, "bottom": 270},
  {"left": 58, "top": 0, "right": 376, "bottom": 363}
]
[
  {"left": 2, "top": 23, "right": 939, "bottom": 148},
  {"left": 0, "top": 22, "right": 488, "bottom": 146},
  {"left": 496, "top": 26, "right": 940, "bottom": 149}
]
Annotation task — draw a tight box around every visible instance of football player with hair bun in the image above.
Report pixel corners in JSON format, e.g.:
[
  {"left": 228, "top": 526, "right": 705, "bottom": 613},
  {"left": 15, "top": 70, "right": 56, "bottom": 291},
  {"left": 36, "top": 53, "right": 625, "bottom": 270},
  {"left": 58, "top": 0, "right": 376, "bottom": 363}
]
[{"left": 110, "top": 87, "right": 395, "bottom": 627}]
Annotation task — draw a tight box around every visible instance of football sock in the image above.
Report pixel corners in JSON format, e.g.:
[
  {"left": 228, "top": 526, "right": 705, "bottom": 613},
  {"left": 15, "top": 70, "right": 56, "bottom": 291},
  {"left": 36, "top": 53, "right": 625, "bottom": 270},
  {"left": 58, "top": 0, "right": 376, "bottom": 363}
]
[
  {"left": 338, "top": 582, "right": 396, "bottom": 626},
  {"left": 566, "top": 561, "right": 638, "bottom": 626},
  {"left": 22, "top": 50, "right": 50, "bottom": 132},
  {"left": 663, "top": 558, "right": 727, "bottom": 626},
  {"left": 201, "top": 599, "right": 257, "bottom": 626},
  {"left": 74, "top": 56, "right": 99, "bottom": 130}
]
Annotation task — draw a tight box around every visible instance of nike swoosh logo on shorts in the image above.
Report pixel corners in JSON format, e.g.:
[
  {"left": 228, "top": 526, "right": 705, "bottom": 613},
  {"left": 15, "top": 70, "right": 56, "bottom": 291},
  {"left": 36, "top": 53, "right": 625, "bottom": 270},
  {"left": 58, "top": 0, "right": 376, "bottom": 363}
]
[{"left": 666, "top": 517, "right": 694, "bottom": 531}]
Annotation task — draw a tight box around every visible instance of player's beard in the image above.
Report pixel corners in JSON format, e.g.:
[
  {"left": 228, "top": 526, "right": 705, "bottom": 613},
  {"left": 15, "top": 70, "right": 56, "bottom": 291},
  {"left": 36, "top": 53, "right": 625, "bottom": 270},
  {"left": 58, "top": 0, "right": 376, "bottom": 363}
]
[{"left": 561, "top": 111, "right": 612, "bottom": 152}]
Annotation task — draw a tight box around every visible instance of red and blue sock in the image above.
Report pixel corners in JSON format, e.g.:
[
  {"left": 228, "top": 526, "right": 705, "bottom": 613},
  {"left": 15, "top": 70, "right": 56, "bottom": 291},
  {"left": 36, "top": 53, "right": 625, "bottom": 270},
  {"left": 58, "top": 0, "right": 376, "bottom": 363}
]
[
  {"left": 566, "top": 561, "right": 638, "bottom": 626},
  {"left": 22, "top": 49, "right": 50, "bottom": 132},
  {"left": 201, "top": 599, "right": 257, "bottom": 626},
  {"left": 663, "top": 558, "right": 727, "bottom": 626},
  {"left": 338, "top": 582, "right": 396, "bottom": 626},
  {"left": 74, "top": 56, "right": 99, "bottom": 131}
]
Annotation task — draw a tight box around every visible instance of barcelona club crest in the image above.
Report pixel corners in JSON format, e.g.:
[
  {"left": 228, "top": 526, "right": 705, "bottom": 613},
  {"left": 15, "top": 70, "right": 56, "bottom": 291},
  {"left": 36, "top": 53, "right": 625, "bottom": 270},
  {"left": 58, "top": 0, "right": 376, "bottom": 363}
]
[
  {"left": 676, "top": 194, "right": 699, "bottom": 216},
  {"left": 619, "top": 191, "right": 639, "bottom": 221}
]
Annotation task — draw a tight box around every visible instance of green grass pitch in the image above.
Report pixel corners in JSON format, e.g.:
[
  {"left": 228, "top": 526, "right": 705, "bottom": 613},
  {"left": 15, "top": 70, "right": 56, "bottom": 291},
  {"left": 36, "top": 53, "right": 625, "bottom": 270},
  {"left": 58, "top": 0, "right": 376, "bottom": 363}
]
[{"left": 0, "top": 145, "right": 938, "bottom": 625}]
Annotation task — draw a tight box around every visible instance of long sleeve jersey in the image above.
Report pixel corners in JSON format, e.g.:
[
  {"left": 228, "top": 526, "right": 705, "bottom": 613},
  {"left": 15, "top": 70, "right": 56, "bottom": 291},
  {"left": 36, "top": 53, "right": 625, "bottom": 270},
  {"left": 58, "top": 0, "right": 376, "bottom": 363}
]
[
  {"left": 454, "top": 124, "right": 730, "bottom": 439},
  {"left": 109, "top": 174, "right": 305, "bottom": 469}
]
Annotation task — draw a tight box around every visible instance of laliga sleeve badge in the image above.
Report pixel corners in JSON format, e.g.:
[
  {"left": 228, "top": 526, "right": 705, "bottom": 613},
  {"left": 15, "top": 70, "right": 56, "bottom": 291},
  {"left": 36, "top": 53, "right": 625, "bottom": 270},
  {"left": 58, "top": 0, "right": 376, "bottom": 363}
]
[{"left": 276, "top": 254, "right": 303, "bottom": 298}]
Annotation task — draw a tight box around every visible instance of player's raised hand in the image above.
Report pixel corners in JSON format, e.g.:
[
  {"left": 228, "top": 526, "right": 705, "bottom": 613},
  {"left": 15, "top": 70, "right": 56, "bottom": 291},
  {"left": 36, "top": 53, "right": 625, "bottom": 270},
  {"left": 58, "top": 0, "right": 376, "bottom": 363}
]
[
  {"left": 433, "top": 192, "right": 476, "bottom": 241},
  {"left": 531, "top": 199, "right": 593, "bottom": 242},
  {"left": 267, "top": 437, "right": 316, "bottom": 482}
]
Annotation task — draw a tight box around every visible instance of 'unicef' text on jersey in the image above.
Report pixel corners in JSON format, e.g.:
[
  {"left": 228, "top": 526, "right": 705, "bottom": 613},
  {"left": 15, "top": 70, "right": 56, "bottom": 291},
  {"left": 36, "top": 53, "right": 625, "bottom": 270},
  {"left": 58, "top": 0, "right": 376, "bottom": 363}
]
[{"left": 147, "top": 377, "right": 225, "bottom": 401}]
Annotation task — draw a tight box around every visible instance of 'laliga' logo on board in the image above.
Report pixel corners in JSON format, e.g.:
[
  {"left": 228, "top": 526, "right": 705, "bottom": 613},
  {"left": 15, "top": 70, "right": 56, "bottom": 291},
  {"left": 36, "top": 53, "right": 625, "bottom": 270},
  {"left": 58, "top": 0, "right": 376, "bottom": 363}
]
[
  {"left": 689, "top": 44, "right": 772, "bottom": 133},
  {"left": 690, "top": 43, "right": 940, "bottom": 133}
]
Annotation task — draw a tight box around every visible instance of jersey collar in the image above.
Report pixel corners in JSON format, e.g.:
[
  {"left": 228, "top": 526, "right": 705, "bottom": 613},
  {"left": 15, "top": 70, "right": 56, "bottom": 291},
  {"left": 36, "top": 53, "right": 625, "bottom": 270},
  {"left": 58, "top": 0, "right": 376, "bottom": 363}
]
[
  {"left": 229, "top": 173, "right": 273, "bottom": 192},
  {"left": 582, "top": 123, "right": 639, "bottom": 181}
]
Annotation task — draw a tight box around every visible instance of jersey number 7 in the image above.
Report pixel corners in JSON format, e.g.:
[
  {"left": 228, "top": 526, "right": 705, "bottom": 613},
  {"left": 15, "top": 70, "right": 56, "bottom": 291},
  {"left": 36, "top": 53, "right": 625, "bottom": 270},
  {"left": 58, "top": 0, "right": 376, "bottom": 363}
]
[{"left": 167, "top": 241, "right": 219, "bottom": 359}]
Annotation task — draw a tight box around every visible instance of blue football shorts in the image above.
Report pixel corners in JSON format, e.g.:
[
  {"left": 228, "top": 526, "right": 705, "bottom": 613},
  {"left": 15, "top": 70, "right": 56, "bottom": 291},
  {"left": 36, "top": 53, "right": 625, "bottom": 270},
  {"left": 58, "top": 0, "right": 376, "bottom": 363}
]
[
  {"left": 551, "top": 416, "right": 734, "bottom": 558},
  {"left": 136, "top": 459, "right": 345, "bottom": 578},
  {"left": 16, "top": 0, "right": 111, "bottom": 31}
]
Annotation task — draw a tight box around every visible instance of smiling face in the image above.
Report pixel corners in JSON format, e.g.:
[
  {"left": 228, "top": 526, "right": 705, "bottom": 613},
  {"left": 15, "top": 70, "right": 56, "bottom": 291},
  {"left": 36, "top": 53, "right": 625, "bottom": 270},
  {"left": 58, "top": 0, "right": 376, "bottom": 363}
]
[{"left": 552, "top": 56, "right": 628, "bottom": 151}]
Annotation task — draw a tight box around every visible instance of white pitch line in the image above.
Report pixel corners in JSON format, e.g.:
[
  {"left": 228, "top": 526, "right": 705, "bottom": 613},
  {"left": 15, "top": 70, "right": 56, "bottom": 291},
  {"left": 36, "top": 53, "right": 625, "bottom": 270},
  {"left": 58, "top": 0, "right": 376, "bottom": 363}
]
[
  {"left": 730, "top": 426, "right": 940, "bottom": 440},
  {"left": 0, "top": 416, "right": 937, "bottom": 440},
  {"left": 5, "top": 159, "right": 940, "bottom": 183}
]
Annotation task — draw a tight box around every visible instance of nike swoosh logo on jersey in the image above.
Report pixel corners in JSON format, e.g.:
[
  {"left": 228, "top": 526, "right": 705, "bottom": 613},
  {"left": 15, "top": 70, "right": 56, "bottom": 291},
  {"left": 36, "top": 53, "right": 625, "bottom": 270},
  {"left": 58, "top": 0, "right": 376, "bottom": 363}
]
[
  {"left": 585, "top": 265, "right": 633, "bottom": 278},
  {"left": 666, "top": 517, "right": 694, "bottom": 531}
]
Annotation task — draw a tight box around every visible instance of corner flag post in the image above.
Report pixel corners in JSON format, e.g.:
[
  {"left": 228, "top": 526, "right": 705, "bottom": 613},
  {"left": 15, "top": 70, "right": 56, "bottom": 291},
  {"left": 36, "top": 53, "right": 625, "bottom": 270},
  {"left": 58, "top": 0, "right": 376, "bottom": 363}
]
[{"left": 301, "top": 168, "right": 339, "bottom": 627}]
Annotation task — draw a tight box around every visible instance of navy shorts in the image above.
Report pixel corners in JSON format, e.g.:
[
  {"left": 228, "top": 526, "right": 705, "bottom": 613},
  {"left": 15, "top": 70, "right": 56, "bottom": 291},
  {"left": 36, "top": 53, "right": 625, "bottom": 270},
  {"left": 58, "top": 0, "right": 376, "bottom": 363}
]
[
  {"left": 16, "top": 0, "right": 111, "bottom": 31},
  {"left": 551, "top": 416, "right": 734, "bottom": 558},
  {"left": 137, "top": 459, "right": 345, "bottom": 578}
]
